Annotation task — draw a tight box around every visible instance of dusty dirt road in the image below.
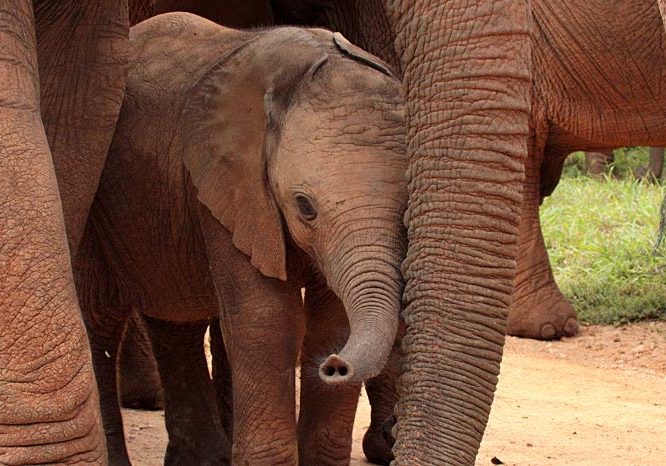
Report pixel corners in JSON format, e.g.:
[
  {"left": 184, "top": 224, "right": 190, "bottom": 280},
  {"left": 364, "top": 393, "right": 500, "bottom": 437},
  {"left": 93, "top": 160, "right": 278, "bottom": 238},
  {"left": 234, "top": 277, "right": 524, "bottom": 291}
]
[{"left": 124, "top": 322, "right": 666, "bottom": 465}]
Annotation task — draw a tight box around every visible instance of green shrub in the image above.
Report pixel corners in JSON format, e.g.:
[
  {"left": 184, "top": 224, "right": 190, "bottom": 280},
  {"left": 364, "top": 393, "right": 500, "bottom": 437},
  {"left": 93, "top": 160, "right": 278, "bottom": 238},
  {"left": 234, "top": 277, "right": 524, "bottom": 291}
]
[
  {"left": 562, "top": 147, "right": 655, "bottom": 180},
  {"left": 611, "top": 146, "right": 651, "bottom": 178},
  {"left": 561, "top": 151, "right": 586, "bottom": 178},
  {"left": 541, "top": 175, "right": 666, "bottom": 324}
]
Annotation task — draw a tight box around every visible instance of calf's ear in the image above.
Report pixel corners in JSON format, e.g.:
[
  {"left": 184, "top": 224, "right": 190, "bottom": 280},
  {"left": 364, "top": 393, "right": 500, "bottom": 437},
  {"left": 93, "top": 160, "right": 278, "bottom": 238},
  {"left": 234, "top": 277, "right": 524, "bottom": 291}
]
[{"left": 181, "top": 28, "right": 329, "bottom": 281}]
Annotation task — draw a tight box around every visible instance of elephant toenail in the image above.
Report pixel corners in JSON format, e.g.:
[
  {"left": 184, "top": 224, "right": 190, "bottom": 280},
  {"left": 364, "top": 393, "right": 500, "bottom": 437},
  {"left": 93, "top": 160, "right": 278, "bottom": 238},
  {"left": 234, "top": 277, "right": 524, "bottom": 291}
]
[
  {"left": 563, "top": 317, "right": 579, "bottom": 337},
  {"left": 540, "top": 323, "right": 557, "bottom": 340}
]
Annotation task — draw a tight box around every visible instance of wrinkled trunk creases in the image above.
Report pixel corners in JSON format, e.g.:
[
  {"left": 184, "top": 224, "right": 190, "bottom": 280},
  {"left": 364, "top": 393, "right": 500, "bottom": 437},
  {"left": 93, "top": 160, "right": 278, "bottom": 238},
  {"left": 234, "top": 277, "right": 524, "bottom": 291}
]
[
  {"left": 321, "top": 237, "right": 403, "bottom": 384},
  {"left": 388, "top": 1, "right": 532, "bottom": 464}
]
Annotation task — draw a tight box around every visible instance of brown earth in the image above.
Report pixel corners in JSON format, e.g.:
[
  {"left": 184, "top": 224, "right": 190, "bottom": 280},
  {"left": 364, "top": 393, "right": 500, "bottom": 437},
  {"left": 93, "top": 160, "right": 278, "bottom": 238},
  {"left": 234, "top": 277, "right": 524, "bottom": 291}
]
[{"left": 123, "top": 322, "right": 666, "bottom": 465}]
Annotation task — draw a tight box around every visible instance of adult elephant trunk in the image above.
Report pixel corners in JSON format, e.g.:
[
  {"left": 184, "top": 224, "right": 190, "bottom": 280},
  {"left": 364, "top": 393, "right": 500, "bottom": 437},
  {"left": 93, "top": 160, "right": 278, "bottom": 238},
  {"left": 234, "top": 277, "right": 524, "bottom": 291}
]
[
  {"left": 387, "top": 1, "right": 532, "bottom": 464},
  {"left": 319, "top": 223, "right": 404, "bottom": 385}
]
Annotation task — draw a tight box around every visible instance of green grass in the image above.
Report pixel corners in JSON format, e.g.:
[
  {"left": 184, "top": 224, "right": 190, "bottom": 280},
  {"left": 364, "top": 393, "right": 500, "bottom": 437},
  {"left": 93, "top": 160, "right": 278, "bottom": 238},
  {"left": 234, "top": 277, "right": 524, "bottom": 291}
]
[{"left": 541, "top": 169, "right": 666, "bottom": 325}]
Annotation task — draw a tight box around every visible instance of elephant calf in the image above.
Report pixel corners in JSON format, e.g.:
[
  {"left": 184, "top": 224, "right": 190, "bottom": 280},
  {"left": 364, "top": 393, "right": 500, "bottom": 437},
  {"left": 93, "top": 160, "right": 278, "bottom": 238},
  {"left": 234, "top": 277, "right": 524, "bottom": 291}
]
[{"left": 76, "top": 12, "right": 407, "bottom": 465}]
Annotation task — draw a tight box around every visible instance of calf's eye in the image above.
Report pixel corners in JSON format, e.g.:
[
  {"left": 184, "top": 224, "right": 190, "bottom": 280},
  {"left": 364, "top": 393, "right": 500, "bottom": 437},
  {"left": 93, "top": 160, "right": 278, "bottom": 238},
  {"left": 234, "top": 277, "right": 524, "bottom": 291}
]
[{"left": 296, "top": 195, "right": 317, "bottom": 221}]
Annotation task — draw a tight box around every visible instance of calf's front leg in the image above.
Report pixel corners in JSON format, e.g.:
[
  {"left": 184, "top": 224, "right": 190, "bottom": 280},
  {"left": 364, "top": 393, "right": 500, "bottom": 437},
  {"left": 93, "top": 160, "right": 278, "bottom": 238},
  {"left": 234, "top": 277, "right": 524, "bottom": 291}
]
[
  {"left": 298, "top": 283, "right": 362, "bottom": 466},
  {"left": 142, "top": 315, "right": 229, "bottom": 466},
  {"left": 200, "top": 209, "right": 305, "bottom": 465}
]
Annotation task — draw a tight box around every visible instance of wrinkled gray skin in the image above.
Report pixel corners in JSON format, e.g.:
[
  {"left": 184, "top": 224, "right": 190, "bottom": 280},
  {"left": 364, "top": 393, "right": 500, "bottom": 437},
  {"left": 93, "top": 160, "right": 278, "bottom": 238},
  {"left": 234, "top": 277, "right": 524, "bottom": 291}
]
[
  {"left": 278, "top": 1, "right": 666, "bottom": 463},
  {"left": 123, "top": 2, "right": 666, "bottom": 465},
  {"left": 78, "top": 13, "right": 406, "bottom": 465},
  {"left": 0, "top": 1, "right": 127, "bottom": 463},
  {"left": 7, "top": 1, "right": 665, "bottom": 465}
]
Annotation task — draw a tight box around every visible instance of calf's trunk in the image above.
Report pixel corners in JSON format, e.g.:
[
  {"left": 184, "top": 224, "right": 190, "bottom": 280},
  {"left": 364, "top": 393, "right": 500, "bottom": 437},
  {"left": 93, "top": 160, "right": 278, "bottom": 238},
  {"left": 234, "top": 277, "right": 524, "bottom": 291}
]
[{"left": 319, "top": 230, "right": 404, "bottom": 385}]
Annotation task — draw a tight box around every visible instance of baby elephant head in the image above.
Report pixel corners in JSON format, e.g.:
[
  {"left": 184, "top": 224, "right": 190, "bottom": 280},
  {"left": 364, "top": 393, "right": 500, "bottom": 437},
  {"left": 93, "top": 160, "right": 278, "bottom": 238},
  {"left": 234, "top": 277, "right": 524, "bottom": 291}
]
[{"left": 182, "top": 28, "right": 406, "bottom": 384}]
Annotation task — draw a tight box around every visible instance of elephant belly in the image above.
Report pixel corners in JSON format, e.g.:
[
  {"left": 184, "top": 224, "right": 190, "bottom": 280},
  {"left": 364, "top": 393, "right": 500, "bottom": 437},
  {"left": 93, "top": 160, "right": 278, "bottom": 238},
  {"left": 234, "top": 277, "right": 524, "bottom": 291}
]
[
  {"left": 89, "top": 15, "right": 245, "bottom": 322},
  {"left": 532, "top": 0, "right": 666, "bottom": 148},
  {"left": 87, "top": 155, "right": 219, "bottom": 323}
]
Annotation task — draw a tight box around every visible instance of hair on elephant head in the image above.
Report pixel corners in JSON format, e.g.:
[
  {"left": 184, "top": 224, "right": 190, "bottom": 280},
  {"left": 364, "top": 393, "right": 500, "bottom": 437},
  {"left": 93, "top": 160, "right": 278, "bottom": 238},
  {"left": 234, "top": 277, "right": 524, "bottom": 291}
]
[{"left": 182, "top": 27, "right": 406, "bottom": 384}]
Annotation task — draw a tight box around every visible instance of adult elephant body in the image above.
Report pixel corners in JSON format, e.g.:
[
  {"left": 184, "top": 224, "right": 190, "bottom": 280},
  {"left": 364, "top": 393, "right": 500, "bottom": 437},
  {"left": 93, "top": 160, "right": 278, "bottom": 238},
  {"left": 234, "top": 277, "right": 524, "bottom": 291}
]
[
  {"left": 372, "top": 1, "right": 666, "bottom": 462},
  {"left": 0, "top": 0, "right": 128, "bottom": 463},
  {"left": 371, "top": 1, "right": 666, "bottom": 461}
]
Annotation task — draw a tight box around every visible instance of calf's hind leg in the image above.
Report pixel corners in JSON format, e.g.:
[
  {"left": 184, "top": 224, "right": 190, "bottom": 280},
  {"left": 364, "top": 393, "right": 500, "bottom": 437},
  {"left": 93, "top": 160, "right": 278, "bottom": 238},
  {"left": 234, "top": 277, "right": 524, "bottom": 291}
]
[
  {"left": 141, "top": 315, "right": 230, "bottom": 466},
  {"left": 76, "top": 224, "right": 133, "bottom": 466},
  {"left": 85, "top": 304, "right": 132, "bottom": 466}
]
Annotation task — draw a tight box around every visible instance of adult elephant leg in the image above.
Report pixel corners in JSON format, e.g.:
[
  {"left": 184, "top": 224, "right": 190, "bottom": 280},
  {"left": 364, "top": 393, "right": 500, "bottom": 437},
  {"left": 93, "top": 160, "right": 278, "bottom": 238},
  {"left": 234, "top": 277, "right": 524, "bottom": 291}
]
[
  {"left": 636, "top": 147, "right": 665, "bottom": 180},
  {"left": 210, "top": 319, "right": 233, "bottom": 443},
  {"left": 34, "top": 0, "right": 129, "bottom": 254},
  {"left": 76, "top": 216, "right": 132, "bottom": 466},
  {"left": 508, "top": 146, "right": 578, "bottom": 340},
  {"left": 141, "top": 316, "right": 230, "bottom": 466},
  {"left": 0, "top": 2, "right": 105, "bottom": 464},
  {"left": 118, "top": 310, "right": 164, "bottom": 410},
  {"left": 388, "top": 1, "right": 532, "bottom": 464},
  {"left": 649, "top": 148, "right": 664, "bottom": 179},
  {"left": 297, "top": 282, "right": 361, "bottom": 466}
]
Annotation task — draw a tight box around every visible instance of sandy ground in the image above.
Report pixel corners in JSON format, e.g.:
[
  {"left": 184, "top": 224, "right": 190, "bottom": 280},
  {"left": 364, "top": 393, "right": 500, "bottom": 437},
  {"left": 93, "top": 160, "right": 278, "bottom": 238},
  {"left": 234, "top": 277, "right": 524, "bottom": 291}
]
[{"left": 123, "top": 322, "right": 666, "bottom": 465}]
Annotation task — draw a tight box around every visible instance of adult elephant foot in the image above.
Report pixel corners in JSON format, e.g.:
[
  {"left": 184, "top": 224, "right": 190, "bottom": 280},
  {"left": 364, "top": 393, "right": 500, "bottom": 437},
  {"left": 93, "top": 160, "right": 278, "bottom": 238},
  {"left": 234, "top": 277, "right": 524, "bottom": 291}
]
[
  {"left": 511, "top": 204, "right": 579, "bottom": 340},
  {"left": 508, "top": 279, "right": 579, "bottom": 340},
  {"left": 512, "top": 144, "right": 579, "bottom": 341}
]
